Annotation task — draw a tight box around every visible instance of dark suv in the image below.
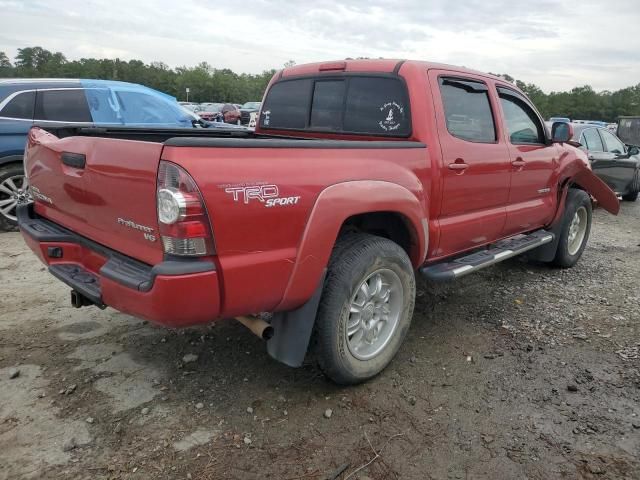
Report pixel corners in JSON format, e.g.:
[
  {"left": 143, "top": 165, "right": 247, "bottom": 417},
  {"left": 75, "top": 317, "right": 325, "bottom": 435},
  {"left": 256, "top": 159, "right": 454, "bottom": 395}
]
[{"left": 0, "top": 79, "right": 202, "bottom": 230}]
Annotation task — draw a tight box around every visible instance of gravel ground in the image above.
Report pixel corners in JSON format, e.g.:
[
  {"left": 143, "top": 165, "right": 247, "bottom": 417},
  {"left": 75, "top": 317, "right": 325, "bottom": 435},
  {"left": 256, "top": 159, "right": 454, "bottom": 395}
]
[{"left": 1, "top": 202, "right": 639, "bottom": 480}]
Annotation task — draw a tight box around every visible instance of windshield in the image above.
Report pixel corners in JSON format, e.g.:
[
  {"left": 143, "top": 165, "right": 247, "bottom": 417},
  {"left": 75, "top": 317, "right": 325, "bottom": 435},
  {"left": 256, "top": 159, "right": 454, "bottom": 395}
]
[
  {"left": 202, "top": 104, "right": 223, "bottom": 112},
  {"left": 241, "top": 102, "right": 261, "bottom": 109}
]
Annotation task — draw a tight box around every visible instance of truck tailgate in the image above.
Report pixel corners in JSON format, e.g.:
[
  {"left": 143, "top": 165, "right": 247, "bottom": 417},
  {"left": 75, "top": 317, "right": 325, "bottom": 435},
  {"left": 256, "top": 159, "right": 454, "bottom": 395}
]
[{"left": 25, "top": 127, "right": 164, "bottom": 265}]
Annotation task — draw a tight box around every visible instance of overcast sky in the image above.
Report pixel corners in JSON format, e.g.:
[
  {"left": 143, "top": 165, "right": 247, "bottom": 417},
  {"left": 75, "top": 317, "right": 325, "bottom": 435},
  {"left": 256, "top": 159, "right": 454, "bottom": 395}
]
[{"left": 1, "top": 0, "right": 638, "bottom": 92}]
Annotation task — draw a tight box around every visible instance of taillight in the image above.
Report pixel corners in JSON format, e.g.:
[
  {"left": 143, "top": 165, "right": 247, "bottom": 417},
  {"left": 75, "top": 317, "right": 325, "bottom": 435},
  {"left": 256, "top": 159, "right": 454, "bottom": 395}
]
[{"left": 157, "top": 161, "right": 215, "bottom": 256}]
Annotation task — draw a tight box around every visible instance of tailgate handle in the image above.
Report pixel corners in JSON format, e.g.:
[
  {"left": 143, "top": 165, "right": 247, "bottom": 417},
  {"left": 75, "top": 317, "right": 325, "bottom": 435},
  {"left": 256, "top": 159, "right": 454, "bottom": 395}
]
[{"left": 61, "top": 152, "right": 86, "bottom": 169}]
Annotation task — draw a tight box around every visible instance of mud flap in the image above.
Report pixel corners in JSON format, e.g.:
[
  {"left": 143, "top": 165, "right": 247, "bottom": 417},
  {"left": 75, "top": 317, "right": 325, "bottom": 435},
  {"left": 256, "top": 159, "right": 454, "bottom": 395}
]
[{"left": 266, "top": 270, "right": 326, "bottom": 367}]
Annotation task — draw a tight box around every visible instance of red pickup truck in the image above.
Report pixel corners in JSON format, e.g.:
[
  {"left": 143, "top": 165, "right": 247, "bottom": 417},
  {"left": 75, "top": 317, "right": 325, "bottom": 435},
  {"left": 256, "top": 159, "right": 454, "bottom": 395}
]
[{"left": 19, "top": 59, "right": 619, "bottom": 384}]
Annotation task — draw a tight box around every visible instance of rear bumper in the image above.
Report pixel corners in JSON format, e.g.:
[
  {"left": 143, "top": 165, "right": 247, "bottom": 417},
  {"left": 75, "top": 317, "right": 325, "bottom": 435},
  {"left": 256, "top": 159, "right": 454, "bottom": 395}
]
[{"left": 18, "top": 204, "right": 221, "bottom": 327}]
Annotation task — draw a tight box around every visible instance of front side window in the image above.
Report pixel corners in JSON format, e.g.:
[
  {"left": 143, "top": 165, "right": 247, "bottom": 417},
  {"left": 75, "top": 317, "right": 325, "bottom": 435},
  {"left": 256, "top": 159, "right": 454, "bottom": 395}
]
[
  {"left": 600, "top": 129, "right": 626, "bottom": 154},
  {"left": 439, "top": 77, "right": 496, "bottom": 142},
  {"left": 85, "top": 89, "right": 121, "bottom": 124},
  {"left": 35, "top": 89, "right": 92, "bottom": 122},
  {"left": 260, "top": 75, "right": 411, "bottom": 136},
  {"left": 0, "top": 91, "right": 35, "bottom": 119},
  {"left": 115, "top": 91, "right": 184, "bottom": 124},
  {"left": 582, "top": 128, "right": 604, "bottom": 152},
  {"left": 498, "top": 89, "right": 545, "bottom": 144}
]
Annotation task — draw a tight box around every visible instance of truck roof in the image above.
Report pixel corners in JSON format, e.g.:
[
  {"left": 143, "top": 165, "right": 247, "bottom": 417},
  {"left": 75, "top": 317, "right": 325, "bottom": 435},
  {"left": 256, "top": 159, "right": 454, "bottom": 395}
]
[{"left": 280, "top": 58, "right": 504, "bottom": 82}]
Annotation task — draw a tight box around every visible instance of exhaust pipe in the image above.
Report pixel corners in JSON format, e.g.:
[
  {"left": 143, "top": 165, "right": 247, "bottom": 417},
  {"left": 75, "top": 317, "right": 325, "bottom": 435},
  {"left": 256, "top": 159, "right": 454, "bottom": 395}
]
[
  {"left": 70, "top": 290, "right": 93, "bottom": 308},
  {"left": 236, "top": 316, "right": 274, "bottom": 340}
]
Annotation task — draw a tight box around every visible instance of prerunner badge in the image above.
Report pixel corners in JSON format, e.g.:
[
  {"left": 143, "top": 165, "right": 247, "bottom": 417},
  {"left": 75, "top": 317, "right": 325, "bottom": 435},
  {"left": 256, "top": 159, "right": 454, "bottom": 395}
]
[{"left": 379, "top": 101, "right": 404, "bottom": 131}]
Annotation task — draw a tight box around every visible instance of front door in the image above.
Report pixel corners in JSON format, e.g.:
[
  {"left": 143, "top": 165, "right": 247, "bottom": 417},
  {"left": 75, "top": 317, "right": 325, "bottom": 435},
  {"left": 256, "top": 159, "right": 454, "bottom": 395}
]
[
  {"left": 496, "top": 86, "right": 557, "bottom": 236},
  {"left": 429, "top": 71, "right": 511, "bottom": 258},
  {"left": 595, "top": 128, "right": 637, "bottom": 194}
]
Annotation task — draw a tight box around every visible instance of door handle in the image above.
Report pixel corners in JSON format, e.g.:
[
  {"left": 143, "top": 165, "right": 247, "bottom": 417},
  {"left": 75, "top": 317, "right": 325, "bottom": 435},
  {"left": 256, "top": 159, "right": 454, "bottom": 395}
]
[
  {"left": 512, "top": 157, "right": 525, "bottom": 169},
  {"left": 448, "top": 160, "right": 469, "bottom": 172},
  {"left": 61, "top": 152, "right": 86, "bottom": 169}
]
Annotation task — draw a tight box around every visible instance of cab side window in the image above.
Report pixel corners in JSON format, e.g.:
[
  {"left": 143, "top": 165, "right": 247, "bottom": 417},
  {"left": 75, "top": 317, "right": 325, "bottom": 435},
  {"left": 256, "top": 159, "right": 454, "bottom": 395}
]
[
  {"left": 0, "top": 91, "right": 35, "bottom": 119},
  {"left": 498, "top": 88, "right": 545, "bottom": 145},
  {"left": 439, "top": 77, "right": 496, "bottom": 143},
  {"left": 600, "top": 129, "right": 626, "bottom": 154},
  {"left": 35, "top": 89, "right": 92, "bottom": 122},
  {"left": 581, "top": 128, "right": 604, "bottom": 152}
]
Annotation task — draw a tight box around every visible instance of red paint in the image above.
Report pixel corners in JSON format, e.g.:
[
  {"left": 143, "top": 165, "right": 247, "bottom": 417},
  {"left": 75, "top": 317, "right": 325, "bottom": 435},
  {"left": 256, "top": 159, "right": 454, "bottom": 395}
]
[{"left": 21, "top": 59, "right": 619, "bottom": 327}]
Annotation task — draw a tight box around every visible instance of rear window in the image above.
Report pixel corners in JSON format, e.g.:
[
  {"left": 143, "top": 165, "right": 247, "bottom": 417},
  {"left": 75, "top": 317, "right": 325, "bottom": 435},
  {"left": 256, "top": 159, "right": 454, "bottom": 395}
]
[
  {"left": 35, "top": 89, "right": 92, "bottom": 122},
  {"left": 0, "top": 91, "right": 35, "bottom": 119},
  {"left": 439, "top": 77, "right": 496, "bottom": 143},
  {"left": 260, "top": 75, "right": 411, "bottom": 136}
]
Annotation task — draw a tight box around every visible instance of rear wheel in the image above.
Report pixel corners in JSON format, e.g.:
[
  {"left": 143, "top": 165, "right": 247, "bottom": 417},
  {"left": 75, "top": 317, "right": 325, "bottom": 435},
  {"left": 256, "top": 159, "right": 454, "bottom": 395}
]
[
  {"left": 0, "top": 163, "right": 28, "bottom": 231},
  {"left": 313, "top": 233, "right": 415, "bottom": 385},
  {"left": 551, "top": 189, "right": 592, "bottom": 268}
]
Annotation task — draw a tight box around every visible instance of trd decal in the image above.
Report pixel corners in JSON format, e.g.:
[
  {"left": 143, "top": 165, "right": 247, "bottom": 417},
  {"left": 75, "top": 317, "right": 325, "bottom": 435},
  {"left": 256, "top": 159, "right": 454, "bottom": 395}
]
[{"left": 223, "top": 184, "right": 300, "bottom": 208}]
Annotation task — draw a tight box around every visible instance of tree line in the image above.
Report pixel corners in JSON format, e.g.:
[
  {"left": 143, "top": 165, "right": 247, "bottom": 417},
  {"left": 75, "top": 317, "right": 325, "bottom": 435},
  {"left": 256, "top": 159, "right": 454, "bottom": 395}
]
[
  {"left": 0, "top": 47, "right": 275, "bottom": 104},
  {"left": 1, "top": 47, "right": 639, "bottom": 122}
]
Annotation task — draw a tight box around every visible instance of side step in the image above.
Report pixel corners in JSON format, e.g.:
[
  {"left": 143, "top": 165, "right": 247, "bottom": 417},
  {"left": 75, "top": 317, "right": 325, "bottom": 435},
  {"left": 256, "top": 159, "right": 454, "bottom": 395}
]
[{"left": 420, "top": 230, "right": 554, "bottom": 281}]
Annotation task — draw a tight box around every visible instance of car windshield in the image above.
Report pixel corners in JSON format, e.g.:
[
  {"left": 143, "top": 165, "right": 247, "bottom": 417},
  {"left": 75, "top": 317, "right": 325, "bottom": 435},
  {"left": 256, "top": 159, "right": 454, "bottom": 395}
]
[
  {"left": 202, "top": 104, "right": 223, "bottom": 112},
  {"left": 241, "top": 102, "right": 261, "bottom": 109}
]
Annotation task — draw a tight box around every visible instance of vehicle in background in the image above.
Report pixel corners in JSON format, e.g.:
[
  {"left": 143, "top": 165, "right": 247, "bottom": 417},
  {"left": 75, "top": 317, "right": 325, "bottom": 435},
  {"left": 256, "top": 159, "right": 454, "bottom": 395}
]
[
  {"left": 0, "top": 79, "right": 222, "bottom": 230},
  {"left": 607, "top": 123, "right": 618, "bottom": 132},
  {"left": 573, "top": 123, "right": 640, "bottom": 201},
  {"left": 239, "top": 101, "right": 261, "bottom": 125},
  {"left": 19, "top": 59, "right": 619, "bottom": 384},
  {"left": 549, "top": 116, "right": 570, "bottom": 123},
  {"left": 221, "top": 103, "right": 241, "bottom": 124},
  {"left": 178, "top": 102, "right": 199, "bottom": 111},
  {"left": 617, "top": 116, "right": 640, "bottom": 148},
  {"left": 197, "top": 103, "right": 224, "bottom": 122}
]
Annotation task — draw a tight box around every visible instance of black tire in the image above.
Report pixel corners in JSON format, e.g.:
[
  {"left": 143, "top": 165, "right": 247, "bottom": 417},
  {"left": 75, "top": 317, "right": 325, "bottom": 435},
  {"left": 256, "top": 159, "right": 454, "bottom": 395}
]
[
  {"left": 621, "top": 169, "right": 639, "bottom": 202},
  {"left": 313, "top": 233, "right": 416, "bottom": 385},
  {"left": 0, "top": 162, "right": 25, "bottom": 232},
  {"left": 551, "top": 189, "right": 592, "bottom": 268}
]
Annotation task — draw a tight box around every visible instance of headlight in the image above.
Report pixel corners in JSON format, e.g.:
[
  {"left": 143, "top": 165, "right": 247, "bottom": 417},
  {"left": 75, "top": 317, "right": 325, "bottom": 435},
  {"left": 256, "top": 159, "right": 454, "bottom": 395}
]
[{"left": 157, "top": 188, "right": 186, "bottom": 224}]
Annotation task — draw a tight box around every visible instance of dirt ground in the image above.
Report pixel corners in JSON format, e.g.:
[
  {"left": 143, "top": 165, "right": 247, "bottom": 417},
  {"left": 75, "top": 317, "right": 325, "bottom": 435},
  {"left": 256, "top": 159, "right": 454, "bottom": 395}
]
[{"left": 1, "top": 202, "right": 639, "bottom": 480}]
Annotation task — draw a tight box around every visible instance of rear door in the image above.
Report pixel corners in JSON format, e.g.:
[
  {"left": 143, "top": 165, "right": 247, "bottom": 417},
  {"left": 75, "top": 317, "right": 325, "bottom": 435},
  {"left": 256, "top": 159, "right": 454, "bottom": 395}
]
[
  {"left": 428, "top": 71, "right": 511, "bottom": 257},
  {"left": 597, "top": 128, "right": 637, "bottom": 194},
  {"left": 497, "top": 86, "right": 556, "bottom": 235}
]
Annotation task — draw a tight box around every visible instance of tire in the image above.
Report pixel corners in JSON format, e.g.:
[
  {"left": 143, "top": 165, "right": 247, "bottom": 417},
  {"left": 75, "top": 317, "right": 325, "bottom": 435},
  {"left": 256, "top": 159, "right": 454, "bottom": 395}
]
[
  {"left": 621, "top": 169, "right": 639, "bottom": 202},
  {"left": 313, "top": 233, "right": 416, "bottom": 385},
  {"left": 551, "top": 189, "right": 592, "bottom": 268},
  {"left": 0, "top": 162, "right": 26, "bottom": 232}
]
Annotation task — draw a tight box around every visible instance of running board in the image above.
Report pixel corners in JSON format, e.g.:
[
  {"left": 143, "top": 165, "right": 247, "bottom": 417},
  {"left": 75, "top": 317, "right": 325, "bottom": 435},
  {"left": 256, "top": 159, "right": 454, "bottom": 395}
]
[{"left": 420, "top": 230, "right": 554, "bottom": 281}]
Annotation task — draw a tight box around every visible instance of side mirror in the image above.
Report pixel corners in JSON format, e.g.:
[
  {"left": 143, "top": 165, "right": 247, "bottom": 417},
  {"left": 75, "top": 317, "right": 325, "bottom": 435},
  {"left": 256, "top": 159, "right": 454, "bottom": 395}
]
[
  {"left": 628, "top": 145, "right": 640, "bottom": 156},
  {"left": 551, "top": 121, "right": 573, "bottom": 143}
]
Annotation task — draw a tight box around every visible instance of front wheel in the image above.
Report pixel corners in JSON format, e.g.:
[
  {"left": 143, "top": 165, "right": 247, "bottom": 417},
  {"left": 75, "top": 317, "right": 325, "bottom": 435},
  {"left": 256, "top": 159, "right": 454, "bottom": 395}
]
[
  {"left": 313, "top": 233, "right": 416, "bottom": 385},
  {"left": 551, "top": 189, "right": 592, "bottom": 268}
]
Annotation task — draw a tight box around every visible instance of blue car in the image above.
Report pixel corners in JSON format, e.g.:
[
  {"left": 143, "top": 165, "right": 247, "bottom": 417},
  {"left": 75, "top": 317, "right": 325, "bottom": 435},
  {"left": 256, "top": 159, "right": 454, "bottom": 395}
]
[{"left": 0, "top": 79, "right": 204, "bottom": 229}]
